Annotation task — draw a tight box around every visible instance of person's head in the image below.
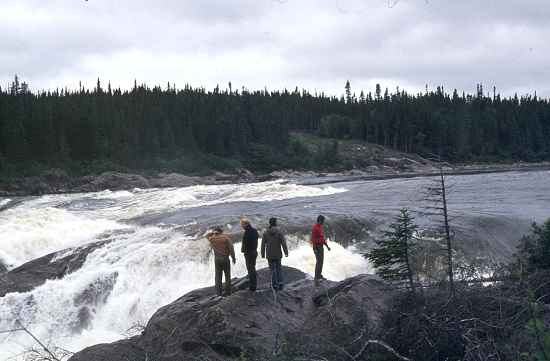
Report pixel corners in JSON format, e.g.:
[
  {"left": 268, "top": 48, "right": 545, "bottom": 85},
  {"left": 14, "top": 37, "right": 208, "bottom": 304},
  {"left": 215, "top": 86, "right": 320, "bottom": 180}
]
[
  {"left": 269, "top": 217, "right": 277, "bottom": 228},
  {"left": 240, "top": 218, "right": 250, "bottom": 229},
  {"left": 317, "top": 215, "right": 325, "bottom": 225},
  {"left": 213, "top": 226, "right": 223, "bottom": 234}
]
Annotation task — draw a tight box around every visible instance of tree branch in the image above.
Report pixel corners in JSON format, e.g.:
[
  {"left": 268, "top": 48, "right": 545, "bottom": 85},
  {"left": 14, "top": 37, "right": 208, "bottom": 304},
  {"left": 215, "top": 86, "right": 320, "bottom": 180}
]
[{"left": 354, "top": 339, "right": 413, "bottom": 361}]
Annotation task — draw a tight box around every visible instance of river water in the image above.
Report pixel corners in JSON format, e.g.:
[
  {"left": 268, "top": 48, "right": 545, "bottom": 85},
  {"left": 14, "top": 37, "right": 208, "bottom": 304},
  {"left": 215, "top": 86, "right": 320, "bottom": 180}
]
[{"left": 0, "top": 170, "right": 549, "bottom": 359}]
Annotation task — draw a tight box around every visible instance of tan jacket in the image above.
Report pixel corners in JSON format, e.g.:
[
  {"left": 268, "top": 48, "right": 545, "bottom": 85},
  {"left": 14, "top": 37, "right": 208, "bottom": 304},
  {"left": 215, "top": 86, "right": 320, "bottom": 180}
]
[{"left": 207, "top": 233, "right": 236, "bottom": 261}]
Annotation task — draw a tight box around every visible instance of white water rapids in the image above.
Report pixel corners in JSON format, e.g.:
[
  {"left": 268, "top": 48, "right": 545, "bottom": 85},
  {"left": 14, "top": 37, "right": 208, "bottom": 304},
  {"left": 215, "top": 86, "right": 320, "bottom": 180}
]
[{"left": 0, "top": 180, "right": 370, "bottom": 360}]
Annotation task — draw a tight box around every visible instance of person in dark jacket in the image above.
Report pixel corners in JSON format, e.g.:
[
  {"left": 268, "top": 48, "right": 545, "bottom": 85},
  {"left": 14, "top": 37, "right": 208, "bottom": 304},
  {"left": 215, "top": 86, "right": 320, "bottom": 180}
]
[
  {"left": 311, "top": 215, "right": 331, "bottom": 283},
  {"left": 206, "top": 226, "right": 236, "bottom": 296},
  {"left": 261, "top": 217, "right": 288, "bottom": 291},
  {"left": 240, "top": 218, "right": 259, "bottom": 291}
]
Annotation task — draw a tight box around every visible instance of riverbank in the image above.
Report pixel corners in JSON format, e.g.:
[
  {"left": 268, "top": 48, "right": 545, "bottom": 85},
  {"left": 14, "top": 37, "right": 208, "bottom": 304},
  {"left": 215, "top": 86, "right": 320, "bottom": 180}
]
[
  {"left": 3, "top": 131, "right": 550, "bottom": 197},
  {"left": 294, "top": 161, "right": 550, "bottom": 186},
  {"left": 1, "top": 161, "right": 550, "bottom": 197}
]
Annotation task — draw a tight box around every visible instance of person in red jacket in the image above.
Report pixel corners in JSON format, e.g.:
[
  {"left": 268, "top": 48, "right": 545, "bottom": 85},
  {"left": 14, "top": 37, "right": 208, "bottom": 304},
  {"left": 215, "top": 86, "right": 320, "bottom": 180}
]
[{"left": 311, "top": 215, "right": 331, "bottom": 282}]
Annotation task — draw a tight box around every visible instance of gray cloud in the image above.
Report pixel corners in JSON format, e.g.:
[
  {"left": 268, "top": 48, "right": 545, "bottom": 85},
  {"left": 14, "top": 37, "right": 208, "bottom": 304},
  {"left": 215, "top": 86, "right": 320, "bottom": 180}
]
[{"left": 1, "top": 0, "right": 549, "bottom": 96}]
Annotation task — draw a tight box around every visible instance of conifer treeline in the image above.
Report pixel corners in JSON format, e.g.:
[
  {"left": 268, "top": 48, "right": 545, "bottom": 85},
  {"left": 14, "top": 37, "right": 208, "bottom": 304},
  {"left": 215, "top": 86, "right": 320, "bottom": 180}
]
[{"left": 1, "top": 77, "right": 549, "bottom": 174}]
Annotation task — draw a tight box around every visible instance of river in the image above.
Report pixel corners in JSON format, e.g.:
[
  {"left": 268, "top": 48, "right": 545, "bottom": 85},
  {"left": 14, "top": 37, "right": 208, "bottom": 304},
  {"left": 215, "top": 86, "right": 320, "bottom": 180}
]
[{"left": 0, "top": 170, "right": 549, "bottom": 359}]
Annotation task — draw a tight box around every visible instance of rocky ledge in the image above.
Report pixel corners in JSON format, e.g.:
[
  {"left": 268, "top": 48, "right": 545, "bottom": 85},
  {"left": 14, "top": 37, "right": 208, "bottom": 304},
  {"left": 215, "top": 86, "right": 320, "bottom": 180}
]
[
  {"left": 69, "top": 267, "right": 394, "bottom": 361},
  {"left": 0, "top": 240, "right": 110, "bottom": 297}
]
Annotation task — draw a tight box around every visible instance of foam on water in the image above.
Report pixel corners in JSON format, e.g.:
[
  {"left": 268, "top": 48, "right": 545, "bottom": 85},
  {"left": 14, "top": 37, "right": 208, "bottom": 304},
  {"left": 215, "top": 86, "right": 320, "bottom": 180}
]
[
  {"left": 0, "top": 206, "right": 128, "bottom": 268},
  {"left": 0, "top": 181, "right": 346, "bottom": 269},
  {"left": 91, "top": 190, "right": 135, "bottom": 199},
  {"left": 0, "top": 227, "right": 370, "bottom": 360},
  {"left": 106, "top": 180, "right": 347, "bottom": 219}
]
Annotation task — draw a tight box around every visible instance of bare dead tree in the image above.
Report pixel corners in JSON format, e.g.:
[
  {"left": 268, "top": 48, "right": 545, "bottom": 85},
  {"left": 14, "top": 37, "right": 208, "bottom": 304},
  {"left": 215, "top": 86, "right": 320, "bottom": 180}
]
[
  {"left": 18, "top": 346, "right": 73, "bottom": 361},
  {"left": 354, "top": 339, "right": 412, "bottom": 361},
  {"left": 422, "top": 156, "right": 455, "bottom": 298},
  {"left": 439, "top": 166, "right": 455, "bottom": 297},
  {"left": 0, "top": 319, "right": 70, "bottom": 361},
  {"left": 122, "top": 320, "right": 147, "bottom": 338}
]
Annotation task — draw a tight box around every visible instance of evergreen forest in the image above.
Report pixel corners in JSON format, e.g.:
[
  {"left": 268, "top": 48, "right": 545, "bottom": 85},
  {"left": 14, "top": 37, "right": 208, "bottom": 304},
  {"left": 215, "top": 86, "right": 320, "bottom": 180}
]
[{"left": 1, "top": 76, "right": 549, "bottom": 176}]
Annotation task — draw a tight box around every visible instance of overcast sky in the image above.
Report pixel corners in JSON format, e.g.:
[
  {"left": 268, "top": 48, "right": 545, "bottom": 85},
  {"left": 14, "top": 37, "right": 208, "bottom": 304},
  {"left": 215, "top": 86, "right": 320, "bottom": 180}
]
[{"left": 2, "top": 0, "right": 549, "bottom": 97}]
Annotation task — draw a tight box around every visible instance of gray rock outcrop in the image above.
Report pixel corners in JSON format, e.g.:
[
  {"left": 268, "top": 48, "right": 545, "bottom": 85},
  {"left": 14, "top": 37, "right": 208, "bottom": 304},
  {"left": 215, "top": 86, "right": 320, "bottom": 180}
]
[
  {"left": 69, "top": 267, "right": 392, "bottom": 361},
  {"left": 0, "top": 241, "right": 109, "bottom": 297}
]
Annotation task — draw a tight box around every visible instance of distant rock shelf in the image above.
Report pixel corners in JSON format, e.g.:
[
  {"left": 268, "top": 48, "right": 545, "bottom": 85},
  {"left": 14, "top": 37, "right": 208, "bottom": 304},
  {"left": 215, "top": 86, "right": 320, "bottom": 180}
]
[
  {"left": 1, "top": 161, "right": 549, "bottom": 197},
  {"left": 0, "top": 169, "right": 271, "bottom": 197}
]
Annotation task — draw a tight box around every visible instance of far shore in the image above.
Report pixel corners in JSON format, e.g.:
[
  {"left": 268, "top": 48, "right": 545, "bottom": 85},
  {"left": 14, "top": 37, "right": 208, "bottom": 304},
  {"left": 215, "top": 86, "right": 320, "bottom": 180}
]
[
  {"left": 295, "top": 162, "right": 550, "bottom": 186},
  {"left": 1, "top": 161, "right": 549, "bottom": 198}
]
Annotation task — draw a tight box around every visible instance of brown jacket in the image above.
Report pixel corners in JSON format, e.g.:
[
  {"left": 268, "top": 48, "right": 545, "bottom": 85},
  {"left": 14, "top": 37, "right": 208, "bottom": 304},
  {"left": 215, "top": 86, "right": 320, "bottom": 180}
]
[{"left": 207, "top": 232, "right": 236, "bottom": 261}]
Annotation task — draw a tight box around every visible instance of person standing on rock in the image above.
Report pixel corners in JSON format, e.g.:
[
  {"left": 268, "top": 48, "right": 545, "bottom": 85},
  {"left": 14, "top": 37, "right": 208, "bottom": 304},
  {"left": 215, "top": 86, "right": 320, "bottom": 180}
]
[
  {"left": 206, "top": 226, "right": 236, "bottom": 296},
  {"left": 261, "top": 217, "right": 289, "bottom": 291},
  {"left": 311, "top": 215, "right": 331, "bottom": 283},
  {"left": 240, "top": 218, "right": 259, "bottom": 291}
]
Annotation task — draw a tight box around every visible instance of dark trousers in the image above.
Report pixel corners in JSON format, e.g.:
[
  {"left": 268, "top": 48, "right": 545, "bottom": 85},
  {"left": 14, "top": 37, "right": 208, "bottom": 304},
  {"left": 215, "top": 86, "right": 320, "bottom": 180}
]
[
  {"left": 214, "top": 256, "right": 231, "bottom": 296},
  {"left": 268, "top": 259, "right": 283, "bottom": 291},
  {"left": 313, "top": 244, "right": 324, "bottom": 280},
  {"left": 244, "top": 253, "right": 257, "bottom": 291}
]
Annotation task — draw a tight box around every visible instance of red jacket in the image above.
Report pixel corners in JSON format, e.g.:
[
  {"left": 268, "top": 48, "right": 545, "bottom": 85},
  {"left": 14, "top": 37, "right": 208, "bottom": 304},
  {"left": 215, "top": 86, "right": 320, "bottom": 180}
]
[{"left": 310, "top": 223, "right": 326, "bottom": 246}]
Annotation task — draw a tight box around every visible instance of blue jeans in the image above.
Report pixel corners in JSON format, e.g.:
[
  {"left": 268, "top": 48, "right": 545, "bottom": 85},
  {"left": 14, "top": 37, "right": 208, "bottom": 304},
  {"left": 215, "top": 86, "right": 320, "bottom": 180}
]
[{"left": 268, "top": 259, "right": 283, "bottom": 290}]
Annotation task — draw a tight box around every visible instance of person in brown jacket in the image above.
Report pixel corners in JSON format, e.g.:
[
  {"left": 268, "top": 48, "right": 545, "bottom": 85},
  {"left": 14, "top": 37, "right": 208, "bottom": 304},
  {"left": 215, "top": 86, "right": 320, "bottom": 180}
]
[{"left": 206, "top": 226, "right": 236, "bottom": 296}]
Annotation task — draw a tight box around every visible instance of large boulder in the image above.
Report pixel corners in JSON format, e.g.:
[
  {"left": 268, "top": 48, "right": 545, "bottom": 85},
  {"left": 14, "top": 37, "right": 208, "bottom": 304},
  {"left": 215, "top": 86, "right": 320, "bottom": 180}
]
[
  {"left": 69, "top": 267, "right": 393, "bottom": 361},
  {"left": 0, "top": 241, "right": 109, "bottom": 297}
]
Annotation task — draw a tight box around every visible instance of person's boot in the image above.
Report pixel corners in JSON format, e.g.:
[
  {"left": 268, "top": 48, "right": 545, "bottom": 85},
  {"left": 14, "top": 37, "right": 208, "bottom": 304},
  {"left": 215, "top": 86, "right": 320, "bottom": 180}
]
[{"left": 223, "top": 285, "right": 231, "bottom": 297}]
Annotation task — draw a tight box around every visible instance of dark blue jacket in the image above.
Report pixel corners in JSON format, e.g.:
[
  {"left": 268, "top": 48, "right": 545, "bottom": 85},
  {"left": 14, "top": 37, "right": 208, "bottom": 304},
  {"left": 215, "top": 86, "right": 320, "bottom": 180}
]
[{"left": 241, "top": 225, "right": 259, "bottom": 255}]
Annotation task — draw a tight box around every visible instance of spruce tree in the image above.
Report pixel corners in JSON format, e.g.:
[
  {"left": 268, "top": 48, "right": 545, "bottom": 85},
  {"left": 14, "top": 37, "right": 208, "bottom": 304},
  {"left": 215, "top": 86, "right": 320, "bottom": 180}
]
[
  {"left": 345, "top": 80, "right": 352, "bottom": 104},
  {"left": 367, "top": 208, "right": 418, "bottom": 293},
  {"left": 517, "top": 219, "right": 550, "bottom": 272}
]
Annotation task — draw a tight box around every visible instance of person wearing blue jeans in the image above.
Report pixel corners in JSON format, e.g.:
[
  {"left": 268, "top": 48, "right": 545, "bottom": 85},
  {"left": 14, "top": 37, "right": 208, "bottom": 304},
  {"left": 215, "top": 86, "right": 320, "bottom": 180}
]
[
  {"left": 268, "top": 259, "right": 283, "bottom": 290},
  {"left": 261, "top": 217, "right": 288, "bottom": 291}
]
